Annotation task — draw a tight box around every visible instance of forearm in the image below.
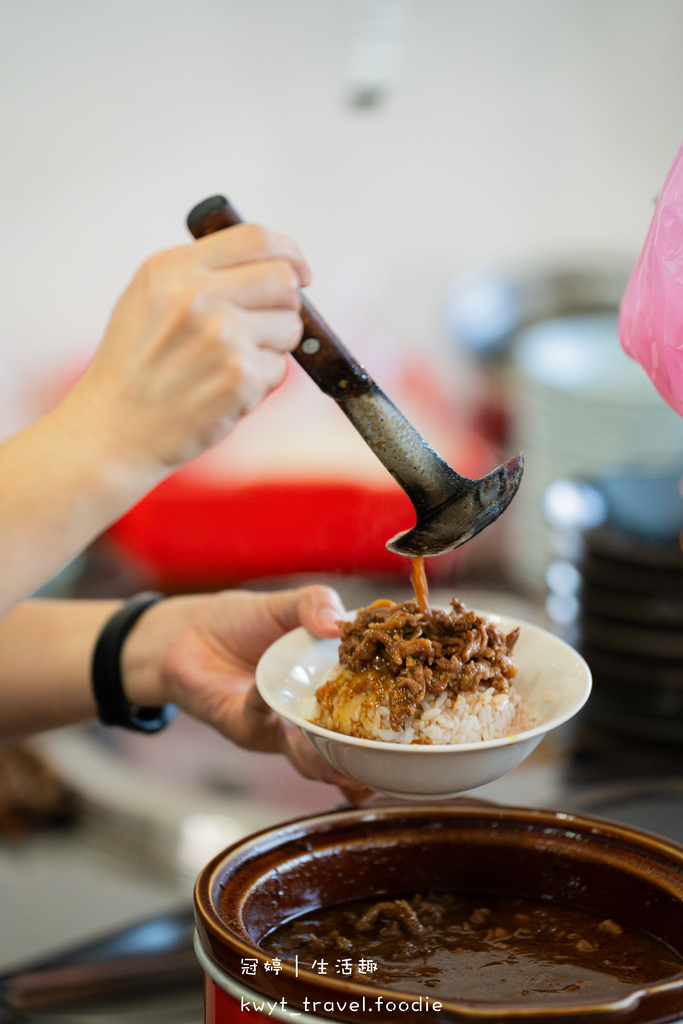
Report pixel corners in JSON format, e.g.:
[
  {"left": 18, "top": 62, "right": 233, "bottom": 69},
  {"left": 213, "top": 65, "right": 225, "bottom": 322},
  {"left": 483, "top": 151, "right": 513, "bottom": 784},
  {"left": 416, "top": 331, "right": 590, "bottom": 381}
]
[
  {"left": 0, "top": 598, "right": 121, "bottom": 739},
  {"left": 0, "top": 587, "right": 364, "bottom": 793},
  {"left": 0, "top": 226, "right": 310, "bottom": 620},
  {"left": 0, "top": 405, "right": 163, "bottom": 619}
]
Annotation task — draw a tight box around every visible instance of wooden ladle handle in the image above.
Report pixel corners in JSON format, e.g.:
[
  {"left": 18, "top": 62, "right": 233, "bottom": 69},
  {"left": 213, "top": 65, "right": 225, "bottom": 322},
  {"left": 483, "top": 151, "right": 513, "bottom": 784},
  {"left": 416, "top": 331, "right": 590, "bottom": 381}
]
[{"left": 187, "top": 195, "right": 372, "bottom": 400}]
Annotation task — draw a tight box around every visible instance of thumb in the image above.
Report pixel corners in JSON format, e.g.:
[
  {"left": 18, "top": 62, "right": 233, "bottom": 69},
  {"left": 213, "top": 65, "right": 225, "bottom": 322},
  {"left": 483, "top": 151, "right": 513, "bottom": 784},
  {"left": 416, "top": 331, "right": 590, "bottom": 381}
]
[{"left": 271, "top": 584, "right": 347, "bottom": 639}]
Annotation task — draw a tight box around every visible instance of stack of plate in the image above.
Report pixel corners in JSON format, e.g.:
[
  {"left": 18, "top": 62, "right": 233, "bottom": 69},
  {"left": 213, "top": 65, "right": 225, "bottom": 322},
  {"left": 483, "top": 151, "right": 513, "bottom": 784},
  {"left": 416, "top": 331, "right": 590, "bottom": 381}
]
[
  {"left": 507, "top": 312, "right": 683, "bottom": 592},
  {"left": 576, "top": 525, "right": 683, "bottom": 744}
]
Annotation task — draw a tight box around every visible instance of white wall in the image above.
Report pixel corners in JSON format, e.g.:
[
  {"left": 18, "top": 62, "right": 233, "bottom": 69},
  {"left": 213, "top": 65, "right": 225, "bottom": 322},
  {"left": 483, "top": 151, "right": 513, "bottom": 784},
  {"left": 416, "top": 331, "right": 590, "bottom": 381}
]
[{"left": 1, "top": 0, "right": 682, "bottom": 427}]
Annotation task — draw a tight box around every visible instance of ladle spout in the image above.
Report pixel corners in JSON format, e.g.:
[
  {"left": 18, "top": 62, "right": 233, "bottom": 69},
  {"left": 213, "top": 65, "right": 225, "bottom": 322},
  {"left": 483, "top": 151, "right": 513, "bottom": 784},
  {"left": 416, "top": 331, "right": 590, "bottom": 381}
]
[{"left": 386, "top": 451, "right": 525, "bottom": 557}]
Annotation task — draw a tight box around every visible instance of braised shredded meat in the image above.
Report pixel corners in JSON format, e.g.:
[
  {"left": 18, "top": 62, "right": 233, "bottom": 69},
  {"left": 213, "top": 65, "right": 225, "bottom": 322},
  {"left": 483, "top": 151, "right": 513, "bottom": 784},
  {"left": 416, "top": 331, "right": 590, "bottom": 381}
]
[
  {"left": 261, "top": 892, "right": 683, "bottom": 999},
  {"left": 324, "top": 598, "right": 520, "bottom": 731}
]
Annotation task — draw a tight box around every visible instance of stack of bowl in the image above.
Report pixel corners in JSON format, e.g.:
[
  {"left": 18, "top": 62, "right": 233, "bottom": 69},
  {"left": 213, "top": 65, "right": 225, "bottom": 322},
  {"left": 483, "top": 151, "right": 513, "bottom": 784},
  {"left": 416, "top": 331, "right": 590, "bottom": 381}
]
[
  {"left": 576, "top": 524, "right": 683, "bottom": 744},
  {"left": 508, "top": 310, "right": 683, "bottom": 593}
]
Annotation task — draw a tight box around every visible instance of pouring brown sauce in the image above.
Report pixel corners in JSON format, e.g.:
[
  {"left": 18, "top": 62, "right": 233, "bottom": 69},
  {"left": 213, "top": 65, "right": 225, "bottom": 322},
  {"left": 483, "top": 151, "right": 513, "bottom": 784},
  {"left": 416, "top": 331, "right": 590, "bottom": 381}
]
[
  {"left": 261, "top": 891, "right": 683, "bottom": 1004},
  {"left": 410, "top": 556, "right": 430, "bottom": 613}
]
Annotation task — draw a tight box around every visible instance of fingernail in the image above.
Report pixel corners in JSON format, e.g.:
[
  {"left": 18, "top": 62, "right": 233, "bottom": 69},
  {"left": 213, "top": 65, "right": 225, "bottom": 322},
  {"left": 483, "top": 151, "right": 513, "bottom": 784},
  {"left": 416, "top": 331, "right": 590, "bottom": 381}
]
[
  {"left": 319, "top": 606, "right": 342, "bottom": 630},
  {"left": 299, "top": 264, "right": 313, "bottom": 288}
]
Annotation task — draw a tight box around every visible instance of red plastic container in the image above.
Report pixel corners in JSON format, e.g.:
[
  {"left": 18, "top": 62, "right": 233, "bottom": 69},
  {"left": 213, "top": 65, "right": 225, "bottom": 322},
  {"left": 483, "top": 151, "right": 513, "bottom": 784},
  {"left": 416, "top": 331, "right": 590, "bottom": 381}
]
[
  {"left": 107, "top": 474, "right": 422, "bottom": 587},
  {"left": 106, "top": 360, "right": 493, "bottom": 588}
]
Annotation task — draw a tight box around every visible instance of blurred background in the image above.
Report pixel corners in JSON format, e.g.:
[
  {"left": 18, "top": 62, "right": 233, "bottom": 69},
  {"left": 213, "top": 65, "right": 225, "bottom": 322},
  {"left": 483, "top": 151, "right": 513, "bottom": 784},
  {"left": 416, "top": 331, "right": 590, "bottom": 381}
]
[
  {"left": 3, "top": 0, "right": 683, "bottom": 595},
  {"left": 5, "top": 2, "right": 683, "bottom": 1018}
]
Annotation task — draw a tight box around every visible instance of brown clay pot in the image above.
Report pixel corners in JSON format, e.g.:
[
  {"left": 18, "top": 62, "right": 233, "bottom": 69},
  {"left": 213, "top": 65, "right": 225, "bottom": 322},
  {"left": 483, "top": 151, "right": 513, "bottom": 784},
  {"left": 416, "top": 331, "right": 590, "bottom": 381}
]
[{"left": 194, "top": 803, "right": 683, "bottom": 1023}]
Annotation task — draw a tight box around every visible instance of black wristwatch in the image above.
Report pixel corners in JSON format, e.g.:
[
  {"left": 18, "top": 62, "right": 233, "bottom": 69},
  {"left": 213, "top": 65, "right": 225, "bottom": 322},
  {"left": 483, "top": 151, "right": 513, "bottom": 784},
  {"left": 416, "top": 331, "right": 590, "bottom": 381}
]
[{"left": 91, "top": 592, "right": 177, "bottom": 733}]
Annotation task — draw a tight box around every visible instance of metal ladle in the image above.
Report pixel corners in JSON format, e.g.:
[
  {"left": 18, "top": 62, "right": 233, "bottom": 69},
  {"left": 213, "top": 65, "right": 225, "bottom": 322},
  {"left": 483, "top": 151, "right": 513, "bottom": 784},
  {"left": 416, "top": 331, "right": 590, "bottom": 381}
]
[{"left": 187, "top": 196, "right": 523, "bottom": 558}]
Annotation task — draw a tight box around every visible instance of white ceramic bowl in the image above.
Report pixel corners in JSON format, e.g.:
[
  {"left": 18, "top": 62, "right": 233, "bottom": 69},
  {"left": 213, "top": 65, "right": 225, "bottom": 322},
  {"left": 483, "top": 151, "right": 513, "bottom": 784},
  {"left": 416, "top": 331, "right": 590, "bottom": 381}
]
[{"left": 256, "top": 611, "right": 591, "bottom": 800}]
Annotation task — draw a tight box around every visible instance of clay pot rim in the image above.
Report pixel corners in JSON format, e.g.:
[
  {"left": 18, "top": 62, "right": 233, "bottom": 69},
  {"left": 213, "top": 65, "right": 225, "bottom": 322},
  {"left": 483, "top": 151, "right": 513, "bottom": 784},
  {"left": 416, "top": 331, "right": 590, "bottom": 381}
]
[{"left": 194, "top": 802, "right": 683, "bottom": 1022}]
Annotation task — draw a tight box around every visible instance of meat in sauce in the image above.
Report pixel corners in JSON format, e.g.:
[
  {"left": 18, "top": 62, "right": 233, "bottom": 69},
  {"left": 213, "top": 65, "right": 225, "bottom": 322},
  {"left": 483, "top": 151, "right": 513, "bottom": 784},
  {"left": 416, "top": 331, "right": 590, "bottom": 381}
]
[
  {"left": 316, "top": 598, "right": 520, "bottom": 734},
  {"left": 261, "top": 891, "right": 683, "bottom": 1003}
]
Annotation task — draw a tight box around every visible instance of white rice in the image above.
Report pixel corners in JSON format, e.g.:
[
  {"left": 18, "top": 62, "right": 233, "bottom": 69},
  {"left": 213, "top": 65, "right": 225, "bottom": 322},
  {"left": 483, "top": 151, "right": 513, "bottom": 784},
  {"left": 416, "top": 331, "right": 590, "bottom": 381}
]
[{"left": 307, "top": 672, "right": 529, "bottom": 745}]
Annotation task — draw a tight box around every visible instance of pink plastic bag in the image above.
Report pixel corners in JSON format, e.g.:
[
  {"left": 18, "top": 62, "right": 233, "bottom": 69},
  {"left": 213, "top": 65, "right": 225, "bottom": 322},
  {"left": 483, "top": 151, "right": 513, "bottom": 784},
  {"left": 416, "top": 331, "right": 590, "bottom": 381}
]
[{"left": 619, "top": 139, "right": 683, "bottom": 416}]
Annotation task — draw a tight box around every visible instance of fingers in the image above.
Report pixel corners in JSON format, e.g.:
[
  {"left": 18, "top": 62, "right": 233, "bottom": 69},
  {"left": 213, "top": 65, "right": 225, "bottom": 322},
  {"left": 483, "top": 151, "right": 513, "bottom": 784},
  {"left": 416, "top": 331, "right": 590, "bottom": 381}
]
[
  {"left": 193, "top": 223, "right": 312, "bottom": 288},
  {"left": 142, "top": 303, "right": 298, "bottom": 404},
  {"left": 227, "top": 686, "right": 365, "bottom": 791},
  {"left": 191, "top": 250, "right": 308, "bottom": 354},
  {"left": 279, "top": 722, "right": 370, "bottom": 792},
  {"left": 165, "top": 303, "right": 302, "bottom": 423},
  {"left": 74, "top": 220, "right": 314, "bottom": 475},
  {"left": 266, "top": 584, "right": 348, "bottom": 640},
  {"left": 339, "top": 784, "right": 377, "bottom": 806},
  {"left": 297, "top": 585, "right": 348, "bottom": 638},
  {"left": 202, "top": 259, "right": 304, "bottom": 312},
  {"left": 214, "top": 344, "right": 289, "bottom": 420},
  {"left": 136, "top": 224, "right": 310, "bottom": 343},
  {"left": 216, "top": 304, "right": 305, "bottom": 354}
]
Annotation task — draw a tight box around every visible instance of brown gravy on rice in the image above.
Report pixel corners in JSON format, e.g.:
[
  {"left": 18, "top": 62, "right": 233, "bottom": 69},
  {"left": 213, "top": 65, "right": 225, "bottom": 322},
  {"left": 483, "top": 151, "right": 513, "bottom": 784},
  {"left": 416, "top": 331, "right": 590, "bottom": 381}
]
[
  {"left": 261, "top": 892, "right": 683, "bottom": 1003},
  {"left": 309, "top": 597, "right": 528, "bottom": 744}
]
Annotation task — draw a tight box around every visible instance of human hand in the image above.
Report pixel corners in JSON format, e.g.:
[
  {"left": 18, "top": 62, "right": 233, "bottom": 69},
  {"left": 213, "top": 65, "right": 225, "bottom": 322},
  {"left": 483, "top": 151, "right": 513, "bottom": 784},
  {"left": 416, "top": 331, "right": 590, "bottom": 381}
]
[
  {"left": 55, "top": 223, "right": 311, "bottom": 474},
  {"left": 122, "top": 584, "right": 373, "bottom": 798}
]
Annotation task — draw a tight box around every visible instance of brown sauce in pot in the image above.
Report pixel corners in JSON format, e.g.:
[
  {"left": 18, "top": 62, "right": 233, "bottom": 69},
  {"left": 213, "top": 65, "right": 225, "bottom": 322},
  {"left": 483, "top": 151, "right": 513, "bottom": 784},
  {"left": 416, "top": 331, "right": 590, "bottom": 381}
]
[{"left": 261, "top": 891, "right": 683, "bottom": 1003}]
